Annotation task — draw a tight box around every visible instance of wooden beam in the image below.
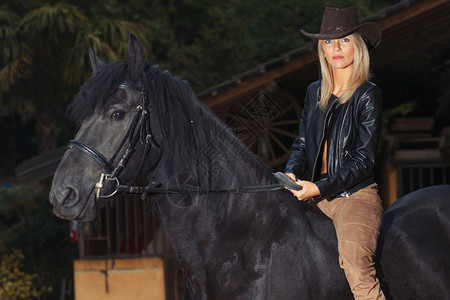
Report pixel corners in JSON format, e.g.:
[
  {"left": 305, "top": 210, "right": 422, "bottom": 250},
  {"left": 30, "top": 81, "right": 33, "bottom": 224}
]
[
  {"left": 377, "top": 0, "right": 449, "bottom": 30},
  {"left": 203, "top": 50, "right": 318, "bottom": 108}
]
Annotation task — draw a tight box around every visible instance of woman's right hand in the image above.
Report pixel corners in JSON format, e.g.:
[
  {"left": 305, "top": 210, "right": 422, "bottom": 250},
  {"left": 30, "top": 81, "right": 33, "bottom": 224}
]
[
  {"left": 285, "top": 173, "right": 297, "bottom": 182},
  {"left": 284, "top": 173, "right": 320, "bottom": 201}
]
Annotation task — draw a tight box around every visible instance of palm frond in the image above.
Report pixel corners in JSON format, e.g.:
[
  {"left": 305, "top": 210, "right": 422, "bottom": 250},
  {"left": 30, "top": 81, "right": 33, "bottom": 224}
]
[
  {"left": 63, "top": 18, "right": 151, "bottom": 85},
  {"left": 18, "top": 3, "right": 87, "bottom": 40},
  {"left": 0, "top": 5, "right": 19, "bottom": 25},
  {"left": 0, "top": 55, "right": 31, "bottom": 92},
  {"left": 0, "top": 6, "right": 20, "bottom": 62}
]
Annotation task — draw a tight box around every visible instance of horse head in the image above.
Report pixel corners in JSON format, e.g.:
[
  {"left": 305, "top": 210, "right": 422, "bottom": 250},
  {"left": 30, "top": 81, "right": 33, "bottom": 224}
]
[{"left": 49, "top": 34, "right": 163, "bottom": 221}]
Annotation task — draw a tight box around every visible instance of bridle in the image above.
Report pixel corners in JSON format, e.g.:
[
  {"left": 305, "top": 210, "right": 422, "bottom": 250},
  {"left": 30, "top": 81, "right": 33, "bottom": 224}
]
[
  {"left": 68, "top": 77, "right": 158, "bottom": 199},
  {"left": 68, "top": 74, "right": 285, "bottom": 200}
]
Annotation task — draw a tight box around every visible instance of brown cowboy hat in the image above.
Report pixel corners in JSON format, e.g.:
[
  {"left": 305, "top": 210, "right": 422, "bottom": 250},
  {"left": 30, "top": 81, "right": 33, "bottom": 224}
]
[{"left": 300, "top": 7, "right": 381, "bottom": 49}]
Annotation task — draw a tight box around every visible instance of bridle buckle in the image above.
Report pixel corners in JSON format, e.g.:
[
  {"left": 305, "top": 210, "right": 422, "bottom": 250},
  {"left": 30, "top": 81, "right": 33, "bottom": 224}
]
[{"left": 95, "top": 173, "right": 121, "bottom": 199}]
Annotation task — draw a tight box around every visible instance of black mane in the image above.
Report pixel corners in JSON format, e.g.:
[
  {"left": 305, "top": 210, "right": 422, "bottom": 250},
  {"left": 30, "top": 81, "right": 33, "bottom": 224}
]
[
  {"left": 67, "top": 61, "right": 128, "bottom": 128},
  {"left": 67, "top": 59, "right": 271, "bottom": 181},
  {"left": 144, "top": 64, "right": 273, "bottom": 181}
]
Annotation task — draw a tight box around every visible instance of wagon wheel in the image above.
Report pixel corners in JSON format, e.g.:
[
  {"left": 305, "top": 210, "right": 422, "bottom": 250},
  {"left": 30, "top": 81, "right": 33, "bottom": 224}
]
[{"left": 219, "top": 84, "right": 302, "bottom": 168}]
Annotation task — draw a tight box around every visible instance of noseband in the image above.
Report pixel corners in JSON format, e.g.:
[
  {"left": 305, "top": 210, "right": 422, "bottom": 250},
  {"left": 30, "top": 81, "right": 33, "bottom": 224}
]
[{"left": 68, "top": 79, "right": 158, "bottom": 198}]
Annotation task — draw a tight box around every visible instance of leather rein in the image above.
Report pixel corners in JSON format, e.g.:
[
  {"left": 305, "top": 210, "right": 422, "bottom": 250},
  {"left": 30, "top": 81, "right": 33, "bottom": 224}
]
[{"left": 67, "top": 78, "right": 285, "bottom": 200}]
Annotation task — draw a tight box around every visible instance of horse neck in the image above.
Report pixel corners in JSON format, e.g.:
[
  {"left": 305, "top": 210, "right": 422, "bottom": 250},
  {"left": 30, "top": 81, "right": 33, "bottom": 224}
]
[
  {"left": 157, "top": 116, "right": 274, "bottom": 191},
  {"left": 146, "top": 72, "right": 274, "bottom": 189},
  {"left": 151, "top": 126, "right": 281, "bottom": 287},
  {"left": 150, "top": 110, "right": 278, "bottom": 229}
]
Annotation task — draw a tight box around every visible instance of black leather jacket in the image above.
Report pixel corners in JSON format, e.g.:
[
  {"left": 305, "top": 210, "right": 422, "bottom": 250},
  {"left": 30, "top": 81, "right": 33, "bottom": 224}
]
[{"left": 284, "top": 80, "right": 382, "bottom": 199}]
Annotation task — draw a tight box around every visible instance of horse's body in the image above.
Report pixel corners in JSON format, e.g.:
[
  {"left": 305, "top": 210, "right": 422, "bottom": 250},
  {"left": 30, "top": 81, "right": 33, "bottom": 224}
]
[
  {"left": 49, "top": 35, "right": 450, "bottom": 299},
  {"left": 377, "top": 185, "right": 450, "bottom": 299}
]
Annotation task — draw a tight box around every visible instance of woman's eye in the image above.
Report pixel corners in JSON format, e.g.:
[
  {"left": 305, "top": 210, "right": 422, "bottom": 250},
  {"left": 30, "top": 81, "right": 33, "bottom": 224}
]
[
  {"left": 342, "top": 38, "right": 350, "bottom": 43},
  {"left": 111, "top": 110, "right": 126, "bottom": 120},
  {"left": 325, "top": 40, "right": 332, "bottom": 44}
]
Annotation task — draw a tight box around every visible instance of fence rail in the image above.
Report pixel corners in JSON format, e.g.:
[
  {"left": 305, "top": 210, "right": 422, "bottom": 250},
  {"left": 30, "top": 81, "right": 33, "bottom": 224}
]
[
  {"left": 397, "top": 162, "right": 450, "bottom": 197},
  {"left": 78, "top": 195, "right": 183, "bottom": 299},
  {"left": 79, "top": 195, "right": 170, "bottom": 259}
]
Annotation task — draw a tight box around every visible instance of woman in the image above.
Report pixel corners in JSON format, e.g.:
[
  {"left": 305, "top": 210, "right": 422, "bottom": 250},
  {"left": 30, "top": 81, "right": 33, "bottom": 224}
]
[{"left": 284, "top": 7, "right": 385, "bottom": 300}]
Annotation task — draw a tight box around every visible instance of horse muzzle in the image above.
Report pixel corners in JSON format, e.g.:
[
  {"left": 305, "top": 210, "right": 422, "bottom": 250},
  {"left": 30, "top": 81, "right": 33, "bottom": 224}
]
[{"left": 49, "top": 185, "right": 95, "bottom": 221}]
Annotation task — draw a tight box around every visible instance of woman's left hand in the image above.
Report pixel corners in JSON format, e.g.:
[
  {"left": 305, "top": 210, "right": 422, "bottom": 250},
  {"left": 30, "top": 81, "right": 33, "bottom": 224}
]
[{"left": 289, "top": 180, "right": 320, "bottom": 201}]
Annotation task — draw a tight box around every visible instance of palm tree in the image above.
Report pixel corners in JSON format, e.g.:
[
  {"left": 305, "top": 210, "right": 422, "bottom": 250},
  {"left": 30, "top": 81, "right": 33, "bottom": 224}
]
[{"left": 0, "top": 1, "right": 151, "bottom": 153}]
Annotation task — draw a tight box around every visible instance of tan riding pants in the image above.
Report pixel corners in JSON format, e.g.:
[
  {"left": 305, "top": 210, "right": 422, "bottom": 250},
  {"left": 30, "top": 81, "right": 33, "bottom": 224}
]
[{"left": 317, "top": 184, "right": 386, "bottom": 300}]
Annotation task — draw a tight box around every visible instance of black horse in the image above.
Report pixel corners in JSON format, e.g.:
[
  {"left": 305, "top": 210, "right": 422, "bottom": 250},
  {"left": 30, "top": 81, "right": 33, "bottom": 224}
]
[{"left": 49, "top": 34, "right": 450, "bottom": 299}]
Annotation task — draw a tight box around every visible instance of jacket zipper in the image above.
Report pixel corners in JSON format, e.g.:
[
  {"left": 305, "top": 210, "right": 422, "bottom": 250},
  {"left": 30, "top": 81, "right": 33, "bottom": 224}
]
[{"left": 310, "top": 97, "right": 339, "bottom": 182}]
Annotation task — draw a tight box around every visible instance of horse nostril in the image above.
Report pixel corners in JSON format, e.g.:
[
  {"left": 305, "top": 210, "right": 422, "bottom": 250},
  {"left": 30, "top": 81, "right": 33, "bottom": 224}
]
[
  {"left": 61, "top": 186, "right": 80, "bottom": 208},
  {"left": 49, "top": 185, "right": 83, "bottom": 219}
]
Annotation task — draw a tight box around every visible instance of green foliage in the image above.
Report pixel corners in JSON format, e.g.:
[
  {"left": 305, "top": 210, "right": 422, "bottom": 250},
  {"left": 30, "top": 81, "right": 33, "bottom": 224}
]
[
  {"left": 381, "top": 101, "right": 418, "bottom": 138},
  {"left": 0, "top": 185, "right": 35, "bottom": 211},
  {"left": 0, "top": 249, "right": 51, "bottom": 300},
  {"left": 0, "top": 185, "right": 36, "bottom": 247},
  {"left": 384, "top": 102, "right": 418, "bottom": 120},
  {"left": 0, "top": 185, "right": 78, "bottom": 299},
  {"left": 0, "top": 0, "right": 152, "bottom": 152}
]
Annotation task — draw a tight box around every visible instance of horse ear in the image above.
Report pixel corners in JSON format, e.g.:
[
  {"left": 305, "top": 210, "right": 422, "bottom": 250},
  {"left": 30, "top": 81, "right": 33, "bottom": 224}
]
[
  {"left": 89, "top": 46, "right": 105, "bottom": 73},
  {"left": 128, "top": 33, "right": 146, "bottom": 81}
]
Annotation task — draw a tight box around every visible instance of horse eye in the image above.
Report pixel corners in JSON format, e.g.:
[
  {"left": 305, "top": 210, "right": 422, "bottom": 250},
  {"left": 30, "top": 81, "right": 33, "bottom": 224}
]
[{"left": 111, "top": 110, "right": 126, "bottom": 120}]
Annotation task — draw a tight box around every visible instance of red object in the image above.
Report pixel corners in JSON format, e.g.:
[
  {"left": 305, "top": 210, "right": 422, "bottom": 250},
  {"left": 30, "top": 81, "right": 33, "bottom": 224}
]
[
  {"left": 69, "top": 220, "right": 79, "bottom": 243},
  {"left": 120, "top": 239, "right": 146, "bottom": 254}
]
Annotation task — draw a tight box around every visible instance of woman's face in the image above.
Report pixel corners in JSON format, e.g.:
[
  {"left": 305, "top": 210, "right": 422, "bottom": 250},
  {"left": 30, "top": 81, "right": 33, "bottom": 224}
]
[{"left": 321, "top": 35, "right": 355, "bottom": 71}]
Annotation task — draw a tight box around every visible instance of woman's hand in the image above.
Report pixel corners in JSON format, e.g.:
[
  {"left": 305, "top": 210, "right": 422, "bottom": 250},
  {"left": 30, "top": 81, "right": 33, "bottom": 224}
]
[
  {"left": 285, "top": 174, "right": 320, "bottom": 201},
  {"left": 285, "top": 173, "right": 297, "bottom": 182}
]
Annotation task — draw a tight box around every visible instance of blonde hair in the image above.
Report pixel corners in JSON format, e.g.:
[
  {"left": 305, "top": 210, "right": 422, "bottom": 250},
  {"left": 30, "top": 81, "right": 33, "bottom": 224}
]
[{"left": 317, "top": 33, "right": 370, "bottom": 110}]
